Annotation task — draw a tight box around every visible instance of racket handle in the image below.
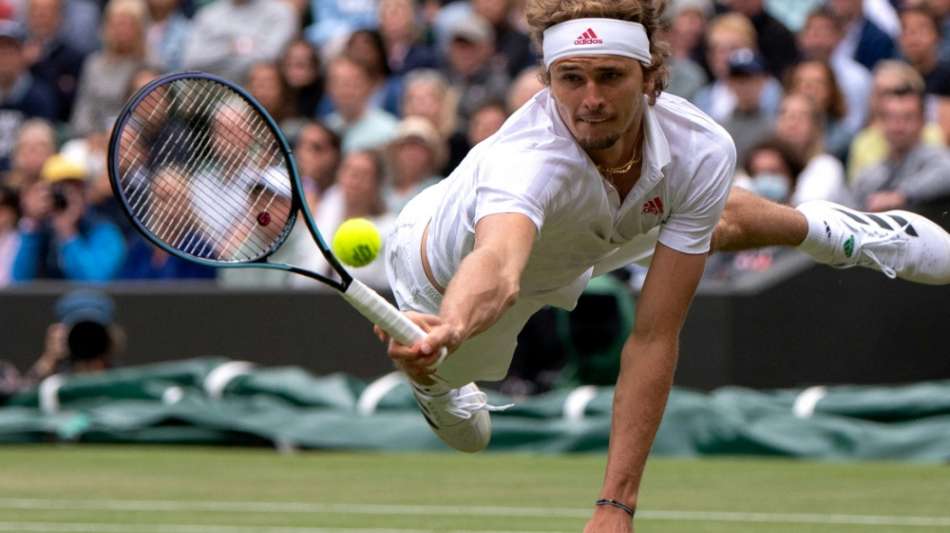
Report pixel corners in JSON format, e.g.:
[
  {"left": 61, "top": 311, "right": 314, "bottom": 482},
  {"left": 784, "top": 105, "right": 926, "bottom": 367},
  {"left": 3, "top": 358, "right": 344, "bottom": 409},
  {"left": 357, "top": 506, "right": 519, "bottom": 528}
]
[{"left": 342, "top": 279, "right": 448, "bottom": 368}]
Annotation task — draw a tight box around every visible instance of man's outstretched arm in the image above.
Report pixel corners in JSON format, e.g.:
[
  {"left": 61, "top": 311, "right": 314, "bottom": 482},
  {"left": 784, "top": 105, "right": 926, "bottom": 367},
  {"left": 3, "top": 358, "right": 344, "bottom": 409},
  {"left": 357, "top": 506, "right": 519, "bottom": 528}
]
[
  {"left": 585, "top": 242, "right": 706, "bottom": 532},
  {"left": 387, "top": 213, "right": 537, "bottom": 373}
]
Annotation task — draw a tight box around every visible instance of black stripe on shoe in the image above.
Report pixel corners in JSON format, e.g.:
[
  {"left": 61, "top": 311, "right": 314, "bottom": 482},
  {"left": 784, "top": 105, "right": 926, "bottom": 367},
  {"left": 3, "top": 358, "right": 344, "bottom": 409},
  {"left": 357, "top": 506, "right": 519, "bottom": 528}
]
[
  {"left": 887, "top": 214, "right": 919, "bottom": 237},
  {"left": 865, "top": 213, "right": 895, "bottom": 231},
  {"left": 833, "top": 207, "right": 870, "bottom": 226}
]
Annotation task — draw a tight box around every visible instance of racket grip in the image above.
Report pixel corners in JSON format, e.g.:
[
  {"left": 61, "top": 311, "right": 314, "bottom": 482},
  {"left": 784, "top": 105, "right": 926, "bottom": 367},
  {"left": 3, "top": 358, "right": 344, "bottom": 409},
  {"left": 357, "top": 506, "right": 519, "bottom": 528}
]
[{"left": 342, "top": 279, "right": 448, "bottom": 368}]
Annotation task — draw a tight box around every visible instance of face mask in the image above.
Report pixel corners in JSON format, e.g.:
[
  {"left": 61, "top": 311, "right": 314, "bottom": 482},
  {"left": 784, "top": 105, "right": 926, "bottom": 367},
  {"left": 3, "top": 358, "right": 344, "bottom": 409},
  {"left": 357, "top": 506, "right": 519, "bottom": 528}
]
[{"left": 753, "top": 173, "right": 791, "bottom": 203}]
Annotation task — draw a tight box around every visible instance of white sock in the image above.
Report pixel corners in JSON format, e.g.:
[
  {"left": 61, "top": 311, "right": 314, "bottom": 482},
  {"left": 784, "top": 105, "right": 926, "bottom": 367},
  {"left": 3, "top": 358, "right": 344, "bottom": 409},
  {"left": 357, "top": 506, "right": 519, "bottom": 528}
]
[{"left": 795, "top": 204, "right": 837, "bottom": 263}]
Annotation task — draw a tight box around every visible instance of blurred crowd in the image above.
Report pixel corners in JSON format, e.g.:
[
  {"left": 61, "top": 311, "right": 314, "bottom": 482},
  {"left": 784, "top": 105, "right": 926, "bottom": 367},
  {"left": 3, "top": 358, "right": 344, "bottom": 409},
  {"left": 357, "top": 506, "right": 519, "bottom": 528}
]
[{"left": 0, "top": 0, "right": 948, "bottom": 288}]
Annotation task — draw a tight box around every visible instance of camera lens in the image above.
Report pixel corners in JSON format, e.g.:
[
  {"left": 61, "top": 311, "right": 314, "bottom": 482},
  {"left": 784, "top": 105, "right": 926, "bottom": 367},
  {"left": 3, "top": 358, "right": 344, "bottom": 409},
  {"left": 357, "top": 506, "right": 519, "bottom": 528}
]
[
  {"left": 52, "top": 187, "right": 69, "bottom": 212},
  {"left": 67, "top": 321, "right": 111, "bottom": 360}
]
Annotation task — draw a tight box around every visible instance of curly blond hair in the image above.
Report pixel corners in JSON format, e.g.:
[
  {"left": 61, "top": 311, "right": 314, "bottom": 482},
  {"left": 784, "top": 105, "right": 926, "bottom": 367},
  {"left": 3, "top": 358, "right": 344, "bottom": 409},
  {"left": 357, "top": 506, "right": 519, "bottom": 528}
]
[{"left": 524, "top": 0, "right": 670, "bottom": 102}]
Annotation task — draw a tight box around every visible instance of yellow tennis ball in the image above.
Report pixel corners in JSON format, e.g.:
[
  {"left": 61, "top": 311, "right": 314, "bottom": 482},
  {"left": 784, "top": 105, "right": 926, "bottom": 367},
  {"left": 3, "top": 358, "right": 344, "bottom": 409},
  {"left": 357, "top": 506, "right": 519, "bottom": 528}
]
[{"left": 332, "top": 218, "right": 382, "bottom": 267}]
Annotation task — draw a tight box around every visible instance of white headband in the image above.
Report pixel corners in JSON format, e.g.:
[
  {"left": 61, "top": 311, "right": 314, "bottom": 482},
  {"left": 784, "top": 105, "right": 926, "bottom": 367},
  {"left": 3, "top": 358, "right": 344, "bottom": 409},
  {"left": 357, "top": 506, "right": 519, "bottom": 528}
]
[{"left": 542, "top": 18, "right": 652, "bottom": 69}]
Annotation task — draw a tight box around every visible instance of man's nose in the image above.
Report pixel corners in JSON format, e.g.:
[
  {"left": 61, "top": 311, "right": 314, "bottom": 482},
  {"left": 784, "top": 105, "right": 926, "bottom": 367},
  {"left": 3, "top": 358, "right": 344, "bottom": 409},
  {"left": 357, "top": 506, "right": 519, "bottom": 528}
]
[{"left": 581, "top": 81, "right": 606, "bottom": 111}]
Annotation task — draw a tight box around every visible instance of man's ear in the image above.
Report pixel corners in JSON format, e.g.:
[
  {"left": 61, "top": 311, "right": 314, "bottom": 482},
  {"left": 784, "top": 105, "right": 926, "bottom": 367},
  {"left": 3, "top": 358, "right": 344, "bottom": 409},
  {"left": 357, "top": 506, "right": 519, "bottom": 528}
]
[{"left": 643, "top": 74, "right": 658, "bottom": 105}]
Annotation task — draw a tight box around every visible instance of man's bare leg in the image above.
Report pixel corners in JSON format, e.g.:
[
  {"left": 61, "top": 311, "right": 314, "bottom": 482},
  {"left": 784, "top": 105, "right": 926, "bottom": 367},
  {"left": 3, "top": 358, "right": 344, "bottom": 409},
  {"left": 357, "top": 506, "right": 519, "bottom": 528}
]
[
  {"left": 709, "top": 186, "right": 950, "bottom": 285},
  {"left": 712, "top": 186, "right": 807, "bottom": 252}
]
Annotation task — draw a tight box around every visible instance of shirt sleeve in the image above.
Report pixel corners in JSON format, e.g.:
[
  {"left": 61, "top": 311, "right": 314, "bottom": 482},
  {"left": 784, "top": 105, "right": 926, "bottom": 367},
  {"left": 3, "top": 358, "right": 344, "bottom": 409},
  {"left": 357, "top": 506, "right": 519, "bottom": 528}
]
[
  {"left": 657, "top": 132, "right": 736, "bottom": 254},
  {"left": 473, "top": 144, "right": 563, "bottom": 233}
]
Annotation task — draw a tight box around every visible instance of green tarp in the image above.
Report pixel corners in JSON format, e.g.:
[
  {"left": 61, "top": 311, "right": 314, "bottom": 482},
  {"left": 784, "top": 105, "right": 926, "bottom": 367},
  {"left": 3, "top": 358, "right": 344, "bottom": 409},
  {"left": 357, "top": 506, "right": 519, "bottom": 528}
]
[{"left": 4, "top": 358, "right": 950, "bottom": 460}]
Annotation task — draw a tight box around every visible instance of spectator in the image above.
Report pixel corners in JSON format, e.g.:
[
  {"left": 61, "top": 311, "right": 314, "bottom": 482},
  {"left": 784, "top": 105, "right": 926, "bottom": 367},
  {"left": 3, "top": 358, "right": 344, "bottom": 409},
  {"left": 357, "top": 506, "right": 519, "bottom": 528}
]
[
  {"left": 246, "top": 61, "right": 304, "bottom": 139},
  {"left": 182, "top": 0, "right": 297, "bottom": 83},
  {"left": 5, "top": 118, "right": 56, "bottom": 189},
  {"left": 442, "top": 14, "right": 510, "bottom": 123},
  {"left": 443, "top": 98, "right": 508, "bottom": 175},
  {"left": 23, "top": 289, "right": 123, "bottom": 384},
  {"left": 853, "top": 87, "right": 950, "bottom": 212},
  {"left": 279, "top": 38, "right": 324, "bottom": 119},
  {"left": 898, "top": 5, "right": 950, "bottom": 120},
  {"left": 378, "top": 0, "right": 438, "bottom": 77},
  {"left": 721, "top": 48, "right": 775, "bottom": 162},
  {"left": 472, "top": 0, "right": 538, "bottom": 78},
  {"left": 506, "top": 65, "right": 543, "bottom": 112},
  {"left": 735, "top": 138, "right": 804, "bottom": 204},
  {"left": 13, "top": 154, "right": 126, "bottom": 282},
  {"left": 293, "top": 119, "right": 341, "bottom": 210},
  {"left": 325, "top": 54, "right": 399, "bottom": 153},
  {"left": 69, "top": 0, "right": 147, "bottom": 137},
  {"left": 668, "top": 0, "right": 712, "bottom": 63},
  {"left": 121, "top": 231, "right": 216, "bottom": 280},
  {"left": 774, "top": 93, "right": 852, "bottom": 206},
  {"left": 384, "top": 116, "right": 445, "bottom": 212},
  {"left": 467, "top": 98, "right": 507, "bottom": 146},
  {"left": 145, "top": 0, "right": 190, "bottom": 71},
  {"left": 56, "top": 0, "right": 101, "bottom": 57},
  {"left": 0, "top": 184, "right": 20, "bottom": 286},
  {"left": 829, "top": 0, "right": 897, "bottom": 71},
  {"left": 693, "top": 13, "right": 782, "bottom": 123},
  {"left": 0, "top": 20, "right": 57, "bottom": 172},
  {"left": 22, "top": 0, "right": 86, "bottom": 122},
  {"left": 401, "top": 68, "right": 459, "bottom": 139},
  {"left": 798, "top": 7, "right": 872, "bottom": 143},
  {"left": 659, "top": 0, "right": 710, "bottom": 101},
  {"left": 344, "top": 29, "right": 402, "bottom": 115},
  {"left": 847, "top": 60, "right": 946, "bottom": 180},
  {"left": 288, "top": 149, "right": 393, "bottom": 290},
  {"left": 785, "top": 59, "right": 854, "bottom": 160},
  {"left": 722, "top": 0, "right": 800, "bottom": 78}
]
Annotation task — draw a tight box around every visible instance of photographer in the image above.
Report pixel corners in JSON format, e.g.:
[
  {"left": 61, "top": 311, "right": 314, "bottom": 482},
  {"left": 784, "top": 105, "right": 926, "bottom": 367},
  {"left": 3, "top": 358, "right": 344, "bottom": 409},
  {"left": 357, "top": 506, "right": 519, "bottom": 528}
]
[
  {"left": 12, "top": 154, "right": 126, "bottom": 282},
  {"left": 25, "top": 289, "right": 122, "bottom": 383}
]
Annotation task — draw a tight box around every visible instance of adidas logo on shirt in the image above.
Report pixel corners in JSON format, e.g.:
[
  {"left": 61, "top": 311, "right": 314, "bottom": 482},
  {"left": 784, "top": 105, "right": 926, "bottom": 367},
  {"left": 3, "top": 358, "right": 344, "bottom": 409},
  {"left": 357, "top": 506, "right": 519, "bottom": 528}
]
[{"left": 574, "top": 28, "right": 603, "bottom": 45}]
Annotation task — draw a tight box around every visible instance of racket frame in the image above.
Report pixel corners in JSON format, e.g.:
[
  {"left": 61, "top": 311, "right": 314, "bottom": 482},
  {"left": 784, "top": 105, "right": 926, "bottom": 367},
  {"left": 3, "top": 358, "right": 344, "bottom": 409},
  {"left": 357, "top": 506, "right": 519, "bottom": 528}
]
[{"left": 108, "top": 71, "right": 353, "bottom": 291}]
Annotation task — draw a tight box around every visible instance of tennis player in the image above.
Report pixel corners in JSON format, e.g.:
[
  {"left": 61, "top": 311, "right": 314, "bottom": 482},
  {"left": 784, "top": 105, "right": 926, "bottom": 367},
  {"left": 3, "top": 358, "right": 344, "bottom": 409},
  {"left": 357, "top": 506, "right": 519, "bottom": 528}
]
[{"left": 379, "top": 1, "right": 950, "bottom": 529}]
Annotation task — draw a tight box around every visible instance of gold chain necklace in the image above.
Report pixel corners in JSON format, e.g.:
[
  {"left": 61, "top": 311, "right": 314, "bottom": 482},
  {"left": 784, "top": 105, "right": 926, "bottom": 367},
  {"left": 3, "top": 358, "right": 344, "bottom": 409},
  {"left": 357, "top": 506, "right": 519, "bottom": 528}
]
[{"left": 596, "top": 150, "right": 641, "bottom": 176}]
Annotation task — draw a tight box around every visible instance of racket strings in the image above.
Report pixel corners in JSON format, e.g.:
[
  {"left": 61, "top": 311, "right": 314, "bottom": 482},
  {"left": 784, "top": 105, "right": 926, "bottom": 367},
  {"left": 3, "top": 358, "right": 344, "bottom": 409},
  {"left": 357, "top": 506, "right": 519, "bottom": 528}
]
[{"left": 114, "top": 77, "right": 295, "bottom": 263}]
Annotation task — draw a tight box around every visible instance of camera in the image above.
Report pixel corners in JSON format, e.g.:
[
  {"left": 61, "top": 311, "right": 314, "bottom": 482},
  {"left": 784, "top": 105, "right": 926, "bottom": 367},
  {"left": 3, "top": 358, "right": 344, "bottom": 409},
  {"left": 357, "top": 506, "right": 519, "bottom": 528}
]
[
  {"left": 67, "top": 321, "right": 113, "bottom": 361},
  {"left": 51, "top": 184, "right": 70, "bottom": 212}
]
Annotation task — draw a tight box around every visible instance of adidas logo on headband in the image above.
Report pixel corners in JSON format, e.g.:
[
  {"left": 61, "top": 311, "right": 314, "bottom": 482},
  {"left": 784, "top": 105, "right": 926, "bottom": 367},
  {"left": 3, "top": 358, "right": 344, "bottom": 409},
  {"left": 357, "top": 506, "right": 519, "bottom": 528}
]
[{"left": 574, "top": 28, "right": 603, "bottom": 45}]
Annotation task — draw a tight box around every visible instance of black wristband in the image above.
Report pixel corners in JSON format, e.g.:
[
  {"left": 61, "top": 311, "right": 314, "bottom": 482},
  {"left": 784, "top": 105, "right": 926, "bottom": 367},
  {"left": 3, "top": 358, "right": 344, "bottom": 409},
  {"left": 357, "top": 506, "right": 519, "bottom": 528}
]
[{"left": 595, "top": 498, "right": 636, "bottom": 517}]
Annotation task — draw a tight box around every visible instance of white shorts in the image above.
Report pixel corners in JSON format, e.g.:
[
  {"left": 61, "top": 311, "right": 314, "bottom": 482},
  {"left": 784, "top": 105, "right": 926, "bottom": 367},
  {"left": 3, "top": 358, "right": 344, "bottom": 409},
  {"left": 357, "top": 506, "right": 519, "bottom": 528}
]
[{"left": 385, "top": 184, "right": 659, "bottom": 387}]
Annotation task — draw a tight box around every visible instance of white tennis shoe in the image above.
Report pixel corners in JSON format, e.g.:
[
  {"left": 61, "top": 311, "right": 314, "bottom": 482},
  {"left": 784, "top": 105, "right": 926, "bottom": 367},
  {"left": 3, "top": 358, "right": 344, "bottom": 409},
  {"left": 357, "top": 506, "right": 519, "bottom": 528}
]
[
  {"left": 410, "top": 382, "right": 501, "bottom": 453},
  {"left": 797, "top": 201, "right": 950, "bottom": 284}
]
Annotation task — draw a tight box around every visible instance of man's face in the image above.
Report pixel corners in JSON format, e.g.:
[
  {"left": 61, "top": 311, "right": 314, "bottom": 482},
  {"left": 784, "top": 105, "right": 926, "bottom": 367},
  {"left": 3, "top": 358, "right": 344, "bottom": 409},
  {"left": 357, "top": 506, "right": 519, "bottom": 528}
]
[
  {"left": 294, "top": 124, "right": 339, "bottom": 185},
  {"left": 799, "top": 16, "right": 839, "bottom": 60},
  {"left": 549, "top": 55, "right": 645, "bottom": 151},
  {"left": 707, "top": 30, "right": 748, "bottom": 79},
  {"left": 327, "top": 59, "right": 373, "bottom": 118},
  {"left": 775, "top": 94, "right": 816, "bottom": 152},
  {"left": 338, "top": 152, "right": 379, "bottom": 211},
  {"left": 392, "top": 139, "right": 434, "bottom": 183},
  {"left": 899, "top": 12, "right": 939, "bottom": 64},
  {"left": 28, "top": 0, "right": 61, "bottom": 39},
  {"left": 727, "top": 74, "right": 765, "bottom": 112},
  {"left": 880, "top": 94, "right": 924, "bottom": 154},
  {"left": 448, "top": 37, "right": 491, "bottom": 77},
  {"left": 0, "top": 40, "right": 25, "bottom": 82}
]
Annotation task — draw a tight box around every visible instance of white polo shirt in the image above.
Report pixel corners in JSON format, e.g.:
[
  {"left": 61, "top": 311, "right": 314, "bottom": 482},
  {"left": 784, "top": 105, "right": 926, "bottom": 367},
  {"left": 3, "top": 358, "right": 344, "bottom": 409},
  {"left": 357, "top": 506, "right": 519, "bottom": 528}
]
[{"left": 425, "top": 88, "right": 736, "bottom": 311}]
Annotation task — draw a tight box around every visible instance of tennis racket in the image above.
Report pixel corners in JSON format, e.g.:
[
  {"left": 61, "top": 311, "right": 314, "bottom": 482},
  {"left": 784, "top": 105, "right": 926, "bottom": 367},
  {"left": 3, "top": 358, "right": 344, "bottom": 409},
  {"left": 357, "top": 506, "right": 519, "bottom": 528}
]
[{"left": 108, "top": 71, "right": 445, "bottom": 367}]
